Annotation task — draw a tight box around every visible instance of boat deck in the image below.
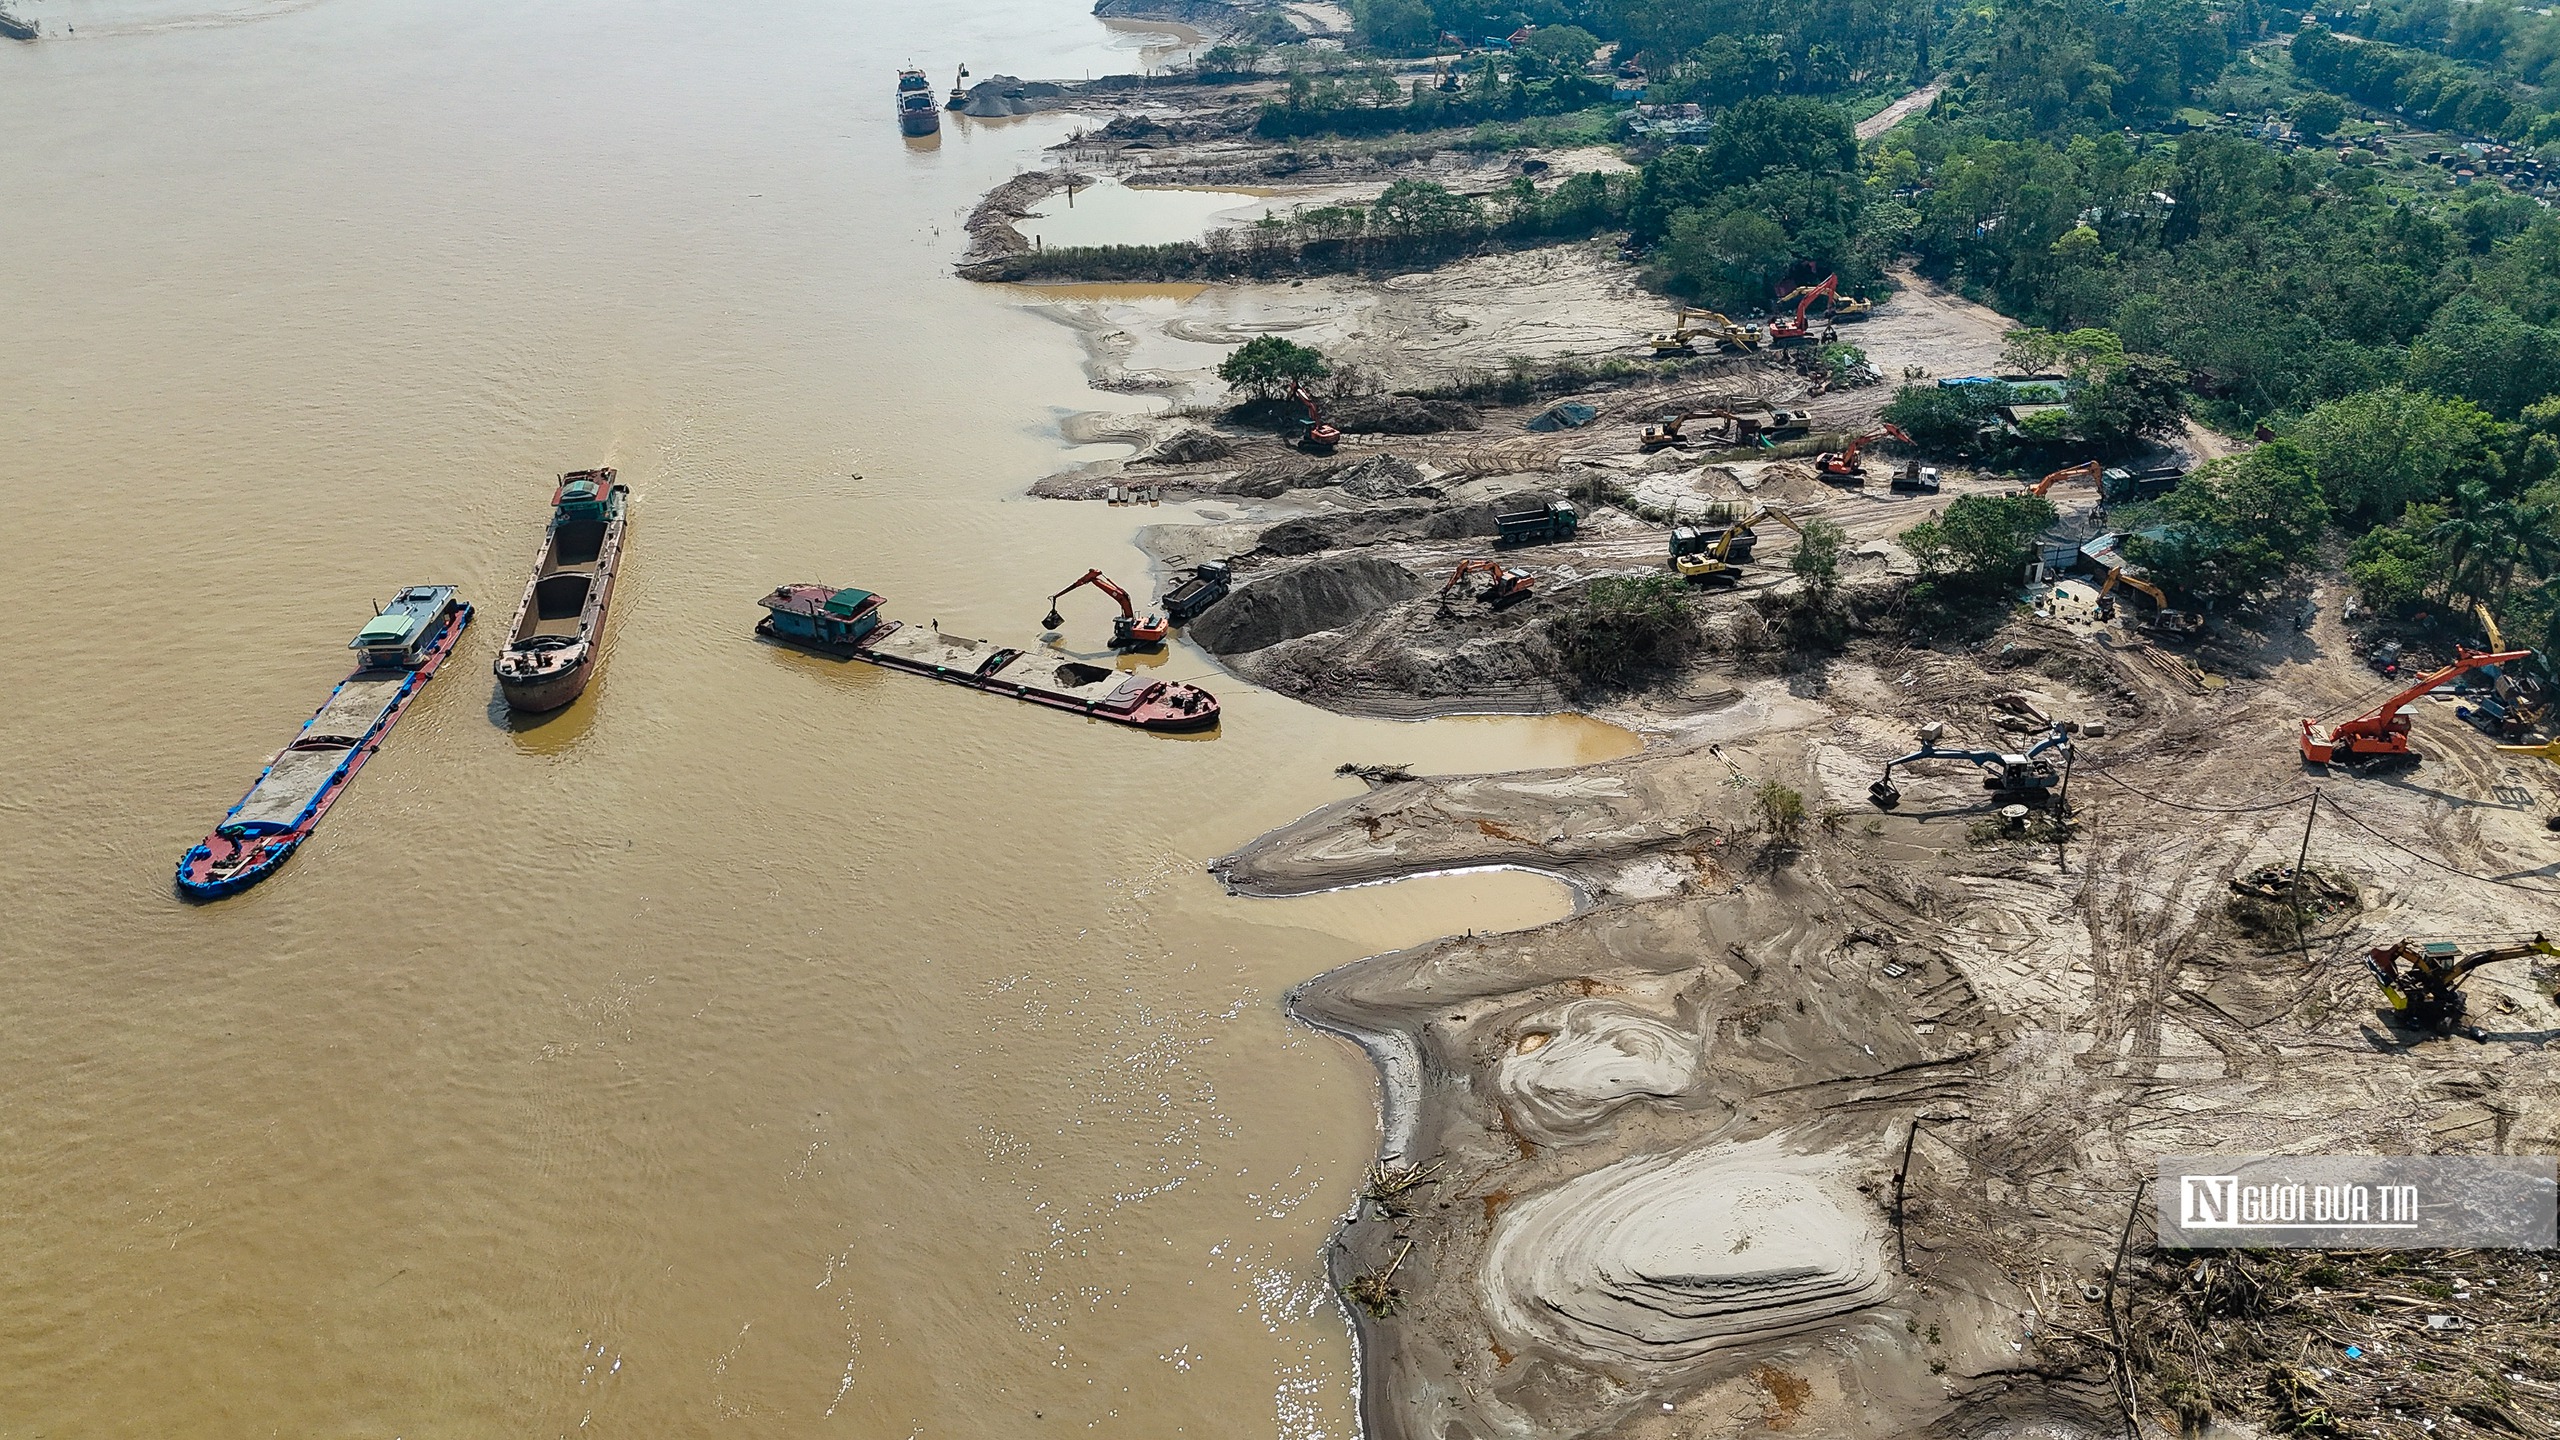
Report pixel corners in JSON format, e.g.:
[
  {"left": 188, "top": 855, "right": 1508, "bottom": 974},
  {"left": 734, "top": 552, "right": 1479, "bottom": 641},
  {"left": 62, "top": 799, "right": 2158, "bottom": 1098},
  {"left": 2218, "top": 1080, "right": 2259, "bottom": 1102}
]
[
  {"left": 224, "top": 673, "right": 408, "bottom": 830},
  {"left": 861, "top": 624, "right": 1155, "bottom": 709}
]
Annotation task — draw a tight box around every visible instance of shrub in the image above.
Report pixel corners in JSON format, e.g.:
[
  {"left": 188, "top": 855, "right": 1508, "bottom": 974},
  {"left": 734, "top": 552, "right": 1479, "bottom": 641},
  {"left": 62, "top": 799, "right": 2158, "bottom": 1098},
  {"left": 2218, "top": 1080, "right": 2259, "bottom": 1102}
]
[{"left": 1551, "top": 575, "right": 1696, "bottom": 689}]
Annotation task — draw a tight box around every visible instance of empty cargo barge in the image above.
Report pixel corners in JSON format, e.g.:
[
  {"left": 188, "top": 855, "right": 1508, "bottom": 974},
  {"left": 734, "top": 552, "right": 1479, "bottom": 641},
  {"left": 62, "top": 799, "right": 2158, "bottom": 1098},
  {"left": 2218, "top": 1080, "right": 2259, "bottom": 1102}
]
[{"left": 756, "top": 584, "right": 1219, "bottom": 732}]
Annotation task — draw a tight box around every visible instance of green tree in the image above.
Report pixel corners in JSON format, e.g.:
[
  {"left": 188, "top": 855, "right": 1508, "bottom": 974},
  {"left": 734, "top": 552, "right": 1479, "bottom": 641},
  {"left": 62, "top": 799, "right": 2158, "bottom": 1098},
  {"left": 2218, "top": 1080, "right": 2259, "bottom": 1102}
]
[
  {"left": 1791, "top": 516, "right": 1848, "bottom": 594},
  {"left": 1217, "top": 336, "right": 1331, "bottom": 400},
  {"left": 1370, "top": 179, "right": 1482, "bottom": 235},
  {"left": 2127, "top": 440, "right": 2330, "bottom": 606},
  {"left": 2289, "top": 387, "right": 2502, "bottom": 528},
  {"left": 1901, "top": 493, "right": 2059, "bottom": 587},
  {"left": 2292, "top": 93, "right": 2345, "bottom": 139},
  {"left": 2346, "top": 501, "right": 2451, "bottom": 612},
  {"left": 2409, "top": 296, "right": 2560, "bottom": 419},
  {"left": 1883, "top": 382, "right": 2009, "bottom": 452},
  {"left": 2068, "top": 354, "right": 2188, "bottom": 448},
  {"left": 1661, "top": 208, "right": 1792, "bottom": 308},
  {"left": 1515, "top": 24, "right": 1603, "bottom": 77},
  {"left": 1350, "top": 0, "right": 1437, "bottom": 52}
]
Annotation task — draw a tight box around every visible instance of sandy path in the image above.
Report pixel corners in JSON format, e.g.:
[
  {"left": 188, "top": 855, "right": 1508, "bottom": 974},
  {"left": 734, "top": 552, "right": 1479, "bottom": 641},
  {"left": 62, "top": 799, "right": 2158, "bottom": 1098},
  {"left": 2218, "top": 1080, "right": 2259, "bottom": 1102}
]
[{"left": 1857, "top": 82, "right": 1944, "bottom": 140}]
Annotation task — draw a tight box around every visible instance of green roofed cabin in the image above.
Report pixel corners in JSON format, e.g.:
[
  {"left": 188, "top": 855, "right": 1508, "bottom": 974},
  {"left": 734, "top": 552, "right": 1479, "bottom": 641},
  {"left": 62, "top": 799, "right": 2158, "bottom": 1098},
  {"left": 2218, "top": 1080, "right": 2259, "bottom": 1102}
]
[
  {"left": 757, "top": 583, "right": 885, "bottom": 649},
  {"left": 349, "top": 585, "right": 460, "bottom": 669}
]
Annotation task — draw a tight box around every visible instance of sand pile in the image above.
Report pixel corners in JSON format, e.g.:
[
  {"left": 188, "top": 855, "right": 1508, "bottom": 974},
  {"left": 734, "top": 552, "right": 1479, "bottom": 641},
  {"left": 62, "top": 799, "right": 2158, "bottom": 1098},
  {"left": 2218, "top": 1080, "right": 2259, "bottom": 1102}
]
[
  {"left": 1189, "top": 554, "right": 1420, "bottom": 655},
  {"left": 1494, "top": 1000, "right": 1703, "bottom": 1144},
  {"left": 1478, "top": 1132, "right": 1891, "bottom": 1366},
  {"left": 1335, "top": 454, "right": 1428, "bottom": 500}
]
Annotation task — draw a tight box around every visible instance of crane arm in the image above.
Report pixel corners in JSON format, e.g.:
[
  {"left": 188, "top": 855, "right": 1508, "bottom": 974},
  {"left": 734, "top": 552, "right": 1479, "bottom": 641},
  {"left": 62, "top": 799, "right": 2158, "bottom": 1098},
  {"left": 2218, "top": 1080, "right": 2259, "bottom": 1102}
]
[
  {"left": 2032, "top": 461, "right": 2104, "bottom": 497},
  {"left": 1049, "top": 568, "right": 1136, "bottom": 618},
  {"left": 2478, "top": 602, "right": 2505, "bottom": 652},
  {"left": 2347, "top": 646, "right": 2537, "bottom": 731},
  {"left": 2445, "top": 933, "right": 2559, "bottom": 983}
]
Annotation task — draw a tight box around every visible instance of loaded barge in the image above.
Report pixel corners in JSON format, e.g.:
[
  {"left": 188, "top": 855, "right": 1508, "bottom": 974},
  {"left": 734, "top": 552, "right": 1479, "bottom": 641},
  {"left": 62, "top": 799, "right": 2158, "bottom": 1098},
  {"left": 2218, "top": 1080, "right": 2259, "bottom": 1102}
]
[
  {"left": 756, "top": 584, "right": 1218, "bottom": 732},
  {"left": 177, "top": 586, "right": 472, "bottom": 898},
  {"left": 493, "top": 468, "right": 628, "bottom": 713}
]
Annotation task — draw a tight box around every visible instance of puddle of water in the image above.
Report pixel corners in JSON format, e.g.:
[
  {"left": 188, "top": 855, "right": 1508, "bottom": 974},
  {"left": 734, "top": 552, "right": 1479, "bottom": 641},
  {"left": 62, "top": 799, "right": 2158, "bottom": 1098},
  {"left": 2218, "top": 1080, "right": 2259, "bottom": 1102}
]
[
  {"left": 1018, "top": 178, "right": 1277, "bottom": 249},
  {"left": 1240, "top": 867, "right": 1578, "bottom": 955},
  {"left": 1007, "top": 281, "right": 1212, "bottom": 303}
]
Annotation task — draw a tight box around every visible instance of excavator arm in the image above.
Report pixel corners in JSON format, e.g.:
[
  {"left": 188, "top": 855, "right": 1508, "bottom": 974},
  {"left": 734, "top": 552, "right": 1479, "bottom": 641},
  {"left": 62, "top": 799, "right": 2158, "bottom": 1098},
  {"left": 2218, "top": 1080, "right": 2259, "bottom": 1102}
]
[
  {"left": 1044, "top": 569, "right": 1137, "bottom": 626},
  {"left": 2304, "top": 645, "right": 2537, "bottom": 763},
  {"left": 2032, "top": 461, "right": 2105, "bottom": 497},
  {"left": 2445, "top": 933, "right": 2559, "bottom": 984}
]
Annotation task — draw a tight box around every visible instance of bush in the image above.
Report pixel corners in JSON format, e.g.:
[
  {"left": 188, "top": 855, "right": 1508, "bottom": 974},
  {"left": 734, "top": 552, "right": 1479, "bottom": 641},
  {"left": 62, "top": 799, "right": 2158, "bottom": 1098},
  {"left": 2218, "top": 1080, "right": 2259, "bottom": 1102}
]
[
  {"left": 1217, "top": 336, "right": 1331, "bottom": 400},
  {"left": 1883, "top": 382, "right": 2011, "bottom": 452},
  {"left": 1551, "top": 575, "right": 1697, "bottom": 689},
  {"left": 1901, "top": 494, "right": 2059, "bottom": 590},
  {"left": 2127, "top": 440, "right": 2331, "bottom": 607},
  {"left": 1756, "top": 781, "right": 1808, "bottom": 841}
]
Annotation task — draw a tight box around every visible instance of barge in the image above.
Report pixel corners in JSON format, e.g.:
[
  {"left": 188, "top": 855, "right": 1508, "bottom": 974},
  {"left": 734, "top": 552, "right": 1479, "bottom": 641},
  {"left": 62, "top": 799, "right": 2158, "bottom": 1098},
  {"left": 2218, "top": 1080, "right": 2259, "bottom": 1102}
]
[
  {"left": 493, "top": 468, "right": 628, "bottom": 713},
  {"left": 897, "top": 67, "right": 941, "bottom": 136},
  {"left": 0, "top": 11, "right": 36, "bottom": 40},
  {"left": 177, "top": 586, "right": 472, "bottom": 899},
  {"left": 756, "top": 584, "right": 1218, "bottom": 732}
]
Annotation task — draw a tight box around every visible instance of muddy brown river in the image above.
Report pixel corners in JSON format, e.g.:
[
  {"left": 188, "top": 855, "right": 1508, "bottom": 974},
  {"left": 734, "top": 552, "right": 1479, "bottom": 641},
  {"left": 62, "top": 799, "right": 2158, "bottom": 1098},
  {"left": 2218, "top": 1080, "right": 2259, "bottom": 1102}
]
[{"left": 0, "top": 0, "right": 1639, "bottom": 1431}]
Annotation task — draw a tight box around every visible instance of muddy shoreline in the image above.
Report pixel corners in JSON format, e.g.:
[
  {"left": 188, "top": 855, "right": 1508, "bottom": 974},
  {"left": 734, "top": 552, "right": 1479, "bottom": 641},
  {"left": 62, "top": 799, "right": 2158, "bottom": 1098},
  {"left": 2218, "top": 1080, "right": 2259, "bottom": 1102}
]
[{"left": 972, "top": 69, "right": 2560, "bottom": 1440}]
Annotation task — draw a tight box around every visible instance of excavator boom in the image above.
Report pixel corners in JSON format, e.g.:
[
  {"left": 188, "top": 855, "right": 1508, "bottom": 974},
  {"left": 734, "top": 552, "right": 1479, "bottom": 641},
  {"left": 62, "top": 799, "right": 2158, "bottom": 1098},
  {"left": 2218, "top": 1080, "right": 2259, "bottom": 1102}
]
[
  {"left": 2031, "top": 461, "right": 2105, "bottom": 497},
  {"left": 2303, "top": 645, "right": 2537, "bottom": 764}
]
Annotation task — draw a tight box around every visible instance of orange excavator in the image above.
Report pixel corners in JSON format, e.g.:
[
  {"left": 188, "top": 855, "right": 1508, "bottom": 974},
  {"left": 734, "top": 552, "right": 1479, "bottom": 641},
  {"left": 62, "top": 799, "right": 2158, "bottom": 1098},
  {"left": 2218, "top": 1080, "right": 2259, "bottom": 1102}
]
[
  {"left": 1289, "top": 380, "right": 1341, "bottom": 454},
  {"left": 1815, "top": 422, "right": 1909, "bottom": 482},
  {"left": 2301, "top": 645, "right": 2536, "bottom": 768},
  {"left": 1441, "top": 558, "right": 1532, "bottom": 608},
  {"left": 1768, "top": 275, "right": 1839, "bottom": 346},
  {"left": 2027, "top": 460, "right": 2104, "bottom": 497},
  {"left": 1043, "top": 570, "right": 1171, "bottom": 650}
]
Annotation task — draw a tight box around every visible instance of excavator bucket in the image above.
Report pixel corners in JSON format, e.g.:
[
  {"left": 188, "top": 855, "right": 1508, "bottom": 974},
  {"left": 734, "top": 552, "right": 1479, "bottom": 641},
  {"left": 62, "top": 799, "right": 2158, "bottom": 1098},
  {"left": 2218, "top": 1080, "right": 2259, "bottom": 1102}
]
[{"left": 1041, "top": 607, "right": 1065, "bottom": 631}]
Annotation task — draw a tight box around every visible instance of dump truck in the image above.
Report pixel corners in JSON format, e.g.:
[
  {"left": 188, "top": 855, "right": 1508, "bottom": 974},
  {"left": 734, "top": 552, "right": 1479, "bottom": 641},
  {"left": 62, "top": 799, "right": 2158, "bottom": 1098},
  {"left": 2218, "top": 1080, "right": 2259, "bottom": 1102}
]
[
  {"left": 1161, "top": 561, "right": 1231, "bottom": 624},
  {"left": 1495, "top": 500, "right": 1580, "bottom": 547}
]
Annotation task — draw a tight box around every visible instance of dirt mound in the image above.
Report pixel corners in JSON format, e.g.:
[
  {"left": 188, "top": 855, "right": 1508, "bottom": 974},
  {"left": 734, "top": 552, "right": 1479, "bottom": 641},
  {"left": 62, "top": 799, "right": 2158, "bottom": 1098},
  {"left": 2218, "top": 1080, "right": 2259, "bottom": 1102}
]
[
  {"left": 1136, "top": 428, "right": 1235, "bottom": 464},
  {"left": 1252, "top": 502, "right": 1491, "bottom": 557},
  {"left": 1336, "top": 454, "right": 1428, "bottom": 500},
  {"left": 1333, "top": 395, "right": 1482, "bottom": 435},
  {"left": 1189, "top": 554, "right": 1421, "bottom": 655}
]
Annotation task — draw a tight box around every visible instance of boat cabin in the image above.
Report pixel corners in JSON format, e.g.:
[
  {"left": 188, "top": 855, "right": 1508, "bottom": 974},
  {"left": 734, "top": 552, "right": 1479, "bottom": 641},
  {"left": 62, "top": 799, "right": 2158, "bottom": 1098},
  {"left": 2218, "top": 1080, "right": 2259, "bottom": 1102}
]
[
  {"left": 760, "top": 584, "right": 884, "bottom": 647},
  {"left": 349, "top": 585, "right": 459, "bottom": 670}
]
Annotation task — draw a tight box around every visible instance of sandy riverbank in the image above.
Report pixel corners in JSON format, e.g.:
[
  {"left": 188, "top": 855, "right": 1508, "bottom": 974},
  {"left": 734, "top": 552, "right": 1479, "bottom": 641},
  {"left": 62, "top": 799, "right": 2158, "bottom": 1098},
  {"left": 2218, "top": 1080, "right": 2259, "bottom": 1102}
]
[{"left": 967, "top": 74, "right": 2560, "bottom": 1440}]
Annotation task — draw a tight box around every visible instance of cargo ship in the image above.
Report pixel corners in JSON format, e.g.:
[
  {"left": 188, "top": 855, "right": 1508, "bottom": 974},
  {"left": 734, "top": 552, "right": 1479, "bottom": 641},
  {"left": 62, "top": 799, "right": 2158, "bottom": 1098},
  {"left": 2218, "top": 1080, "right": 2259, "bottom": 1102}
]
[
  {"left": 896, "top": 67, "right": 941, "bottom": 136},
  {"left": 177, "top": 586, "right": 472, "bottom": 899},
  {"left": 756, "top": 584, "right": 1219, "bottom": 732},
  {"left": 493, "top": 468, "right": 628, "bottom": 713}
]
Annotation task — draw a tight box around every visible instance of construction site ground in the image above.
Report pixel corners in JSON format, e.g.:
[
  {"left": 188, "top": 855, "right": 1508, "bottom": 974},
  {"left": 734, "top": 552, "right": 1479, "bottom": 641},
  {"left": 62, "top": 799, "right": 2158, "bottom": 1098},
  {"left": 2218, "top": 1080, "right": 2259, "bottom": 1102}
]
[{"left": 993, "top": 150, "right": 2560, "bottom": 1440}]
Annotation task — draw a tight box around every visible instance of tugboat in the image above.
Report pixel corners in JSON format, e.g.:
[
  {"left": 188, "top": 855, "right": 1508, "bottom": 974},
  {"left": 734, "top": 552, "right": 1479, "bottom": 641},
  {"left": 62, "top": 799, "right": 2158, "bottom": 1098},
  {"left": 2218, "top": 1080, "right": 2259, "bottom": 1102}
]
[
  {"left": 176, "top": 586, "right": 472, "bottom": 899},
  {"left": 0, "top": 10, "right": 37, "bottom": 39},
  {"left": 493, "top": 468, "right": 629, "bottom": 713},
  {"left": 756, "top": 584, "right": 1219, "bottom": 732},
  {"left": 897, "top": 67, "right": 941, "bottom": 136}
]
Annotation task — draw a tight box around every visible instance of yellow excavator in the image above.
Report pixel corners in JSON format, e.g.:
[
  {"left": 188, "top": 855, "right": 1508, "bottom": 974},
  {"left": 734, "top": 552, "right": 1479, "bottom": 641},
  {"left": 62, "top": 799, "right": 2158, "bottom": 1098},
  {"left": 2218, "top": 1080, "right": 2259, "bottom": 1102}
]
[
  {"left": 1671, "top": 503, "right": 1802, "bottom": 583},
  {"left": 2367, "top": 933, "right": 2559, "bottom": 1039},
  {"left": 2095, "top": 562, "right": 2205, "bottom": 639},
  {"left": 1648, "top": 307, "right": 1761, "bottom": 356}
]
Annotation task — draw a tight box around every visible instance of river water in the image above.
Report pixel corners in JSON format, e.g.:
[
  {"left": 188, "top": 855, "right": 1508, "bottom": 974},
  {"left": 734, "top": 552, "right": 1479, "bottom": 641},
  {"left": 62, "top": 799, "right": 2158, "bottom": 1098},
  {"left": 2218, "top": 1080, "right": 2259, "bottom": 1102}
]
[{"left": 0, "top": 0, "right": 1637, "bottom": 1433}]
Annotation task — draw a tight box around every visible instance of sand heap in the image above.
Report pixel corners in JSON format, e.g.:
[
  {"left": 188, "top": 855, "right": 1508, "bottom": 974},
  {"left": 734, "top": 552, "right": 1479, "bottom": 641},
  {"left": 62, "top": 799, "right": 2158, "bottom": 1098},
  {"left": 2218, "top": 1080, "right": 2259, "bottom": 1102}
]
[
  {"left": 1189, "top": 554, "right": 1420, "bottom": 655},
  {"left": 1479, "top": 1132, "right": 1892, "bottom": 1367},
  {"left": 1493, "top": 1000, "right": 1703, "bottom": 1144}
]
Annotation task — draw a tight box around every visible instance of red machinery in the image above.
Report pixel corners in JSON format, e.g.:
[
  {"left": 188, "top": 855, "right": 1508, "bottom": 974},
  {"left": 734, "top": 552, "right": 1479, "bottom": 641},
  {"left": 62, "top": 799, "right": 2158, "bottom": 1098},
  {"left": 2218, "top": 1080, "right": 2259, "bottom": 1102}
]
[
  {"left": 1768, "top": 275, "right": 1839, "bottom": 346},
  {"left": 2301, "top": 645, "right": 2536, "bottom": 766},
  {"left": 1441, "top": 557, "right": 1532, "bottom": 607},
  {"left": 1289, "top": 380, "right": 1341, "bottom": 453},
  {"left": 1042, "top": 570, "right": 1171, "bottom": 650},
  {"left": 1815, "top": 422, "right": 1909, "bottom": 480},
  {"left": 2028, "top": 460, "right": 2104, "bottom": 497}
]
